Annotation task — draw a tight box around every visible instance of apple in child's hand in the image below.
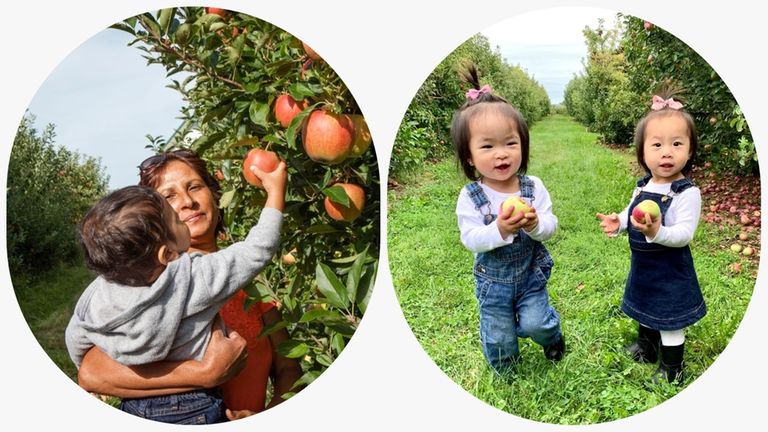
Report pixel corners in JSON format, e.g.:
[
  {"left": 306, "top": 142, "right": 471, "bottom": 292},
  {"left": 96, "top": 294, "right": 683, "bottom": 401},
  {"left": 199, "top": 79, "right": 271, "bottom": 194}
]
[
  {"left": 632, "top": 200, "right": 661, "bottom": 223},
  {"left": 501, "top": 196, "right": 532, "bottom": 218},
  {"left": 243, "top": 148, "right": 280, "bottom": 188}
]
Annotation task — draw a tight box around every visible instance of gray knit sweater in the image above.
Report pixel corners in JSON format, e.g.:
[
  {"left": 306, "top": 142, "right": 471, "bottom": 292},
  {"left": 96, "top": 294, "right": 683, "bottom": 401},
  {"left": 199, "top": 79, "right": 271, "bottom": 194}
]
[{"left": 65, "top": 207, "right": 282, "bottom": 368}]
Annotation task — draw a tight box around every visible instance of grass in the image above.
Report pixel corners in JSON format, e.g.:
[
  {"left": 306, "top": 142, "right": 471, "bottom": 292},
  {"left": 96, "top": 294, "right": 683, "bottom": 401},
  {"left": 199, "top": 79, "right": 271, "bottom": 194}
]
[
  {"left": 388, "top": 114, "right": 757, "bottom": 424},
  {"left": 12, "top": 259, "right": 94, "bottom": 382}
]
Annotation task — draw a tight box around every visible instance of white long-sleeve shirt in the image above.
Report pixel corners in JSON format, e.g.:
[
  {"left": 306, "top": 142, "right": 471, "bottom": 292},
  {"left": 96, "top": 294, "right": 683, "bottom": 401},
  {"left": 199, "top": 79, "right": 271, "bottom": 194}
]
[
  {"left": 456, "top": 176, "right": 558, "bottom": 253},
  {"left": 617, "top": 179, "right": 701, "bottom": 247}
]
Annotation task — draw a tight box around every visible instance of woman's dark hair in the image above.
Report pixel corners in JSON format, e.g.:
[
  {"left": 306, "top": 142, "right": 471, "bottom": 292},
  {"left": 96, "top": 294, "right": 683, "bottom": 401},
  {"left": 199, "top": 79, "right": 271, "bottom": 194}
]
[
  {"left": 138, "top": 148, "right": 224, "bottom": 235},
  {"left": 451, "top": 63, "right": 530, "bottom": 180},
  {"left": 78, "top": 186, "right": 176, "bottom": 286},
  {"left": 634, "top": 84, "right": 699, "bottom": 176}
]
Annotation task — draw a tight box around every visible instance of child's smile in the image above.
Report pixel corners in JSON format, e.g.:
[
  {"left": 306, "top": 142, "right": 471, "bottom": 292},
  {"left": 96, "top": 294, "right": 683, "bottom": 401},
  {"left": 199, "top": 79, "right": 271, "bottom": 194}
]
[
  {"left": 467, "top": 109, "right": 522, "bottom": 192},
  {"left": 643, "top": 114, "right": 691, "bottom": 183}
]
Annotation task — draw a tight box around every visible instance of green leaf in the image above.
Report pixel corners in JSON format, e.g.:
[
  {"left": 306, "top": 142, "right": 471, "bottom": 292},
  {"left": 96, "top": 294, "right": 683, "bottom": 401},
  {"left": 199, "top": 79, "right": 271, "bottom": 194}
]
[
  {"left": 299, "top": 308, "right": 344, "bottom": 323},
  {"left": 219, "top": 189, "right": 236, "bottom": 208},
  {"left": 316, "top": 353, "right": 334, "bottom": 367},
  {"left": 315, "top": 262, "right": 348, "bottom": 309},
  {"left": 110, "top": 22, "right": 136, "bottom": 35},
  {"left": 293, "top": 371, "right": 320, "bottom": 389},
  {"left": 285, "top": 103, "right": 320, "bottom": 149},
  {"left": 323, "top": 185, "right": 350, "bottom": 206},
  {"left": 356, "top": 261, "right": 377, "bottom": 314},
  {"left": 249, "top": 101, "right": 270, "bottom": 128},
  {"left": 210, "top": 22, "right": 227, "bottom": 32},
  {"left": 174, "top": 22, "right": 192, "bottom": 45},
  {"left": 258, "top": 318, "right": 289, "bottom": 339},
  {"left": 288, "top": 82, "right": 319, "bottom": 99},
  {"left": 276, "top": 339, "right": 309, "bottom": 358},
  {"left": 345, "top": 248, "right": 367, "bottom": 303},
  {"left": 157, "top": 8, "right": 175, "bottom": 35},
  {"left": 331, "top": 332, "right": 345, "bottom": 354},
  {"left": 305, "top": 224, "right": 339, "bottom": 234}
]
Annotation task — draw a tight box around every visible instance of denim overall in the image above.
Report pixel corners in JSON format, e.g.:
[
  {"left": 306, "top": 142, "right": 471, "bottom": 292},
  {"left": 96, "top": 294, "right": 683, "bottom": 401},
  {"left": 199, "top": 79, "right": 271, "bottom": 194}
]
[
  {"left": 622, "top": 175, "right": 706, "bottom": 331},
  {"left": 466, "top": 176, "right": 561, "bottom": 372}
]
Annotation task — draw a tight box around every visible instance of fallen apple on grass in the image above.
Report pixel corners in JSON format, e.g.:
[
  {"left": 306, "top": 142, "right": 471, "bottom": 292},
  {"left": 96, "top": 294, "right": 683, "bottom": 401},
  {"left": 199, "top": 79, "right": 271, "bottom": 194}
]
[{"left": 632, "top": 200, "right": 661, "bottom": 223}]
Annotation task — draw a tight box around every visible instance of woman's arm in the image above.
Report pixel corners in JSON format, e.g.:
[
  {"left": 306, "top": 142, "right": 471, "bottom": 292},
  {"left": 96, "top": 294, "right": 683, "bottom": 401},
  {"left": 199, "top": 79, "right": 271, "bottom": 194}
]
[
  {"left": 263, "top": 307, "right": 303, "bottom": 409},
  {"left": 78, "top": 326, "right": 248, "bottom": 398}
]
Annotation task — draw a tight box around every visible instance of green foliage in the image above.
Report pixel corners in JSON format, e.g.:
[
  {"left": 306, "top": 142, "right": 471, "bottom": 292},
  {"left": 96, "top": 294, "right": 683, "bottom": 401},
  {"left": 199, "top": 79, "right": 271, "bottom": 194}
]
[
  {"left": 120, "top": 7, "right": 379, "bottom": 381},
  {"left": 389, "top": 116, "right": 754, "bottom": 423},
  {"left": 564, "top": 15, "right": 756, "bottom": 174},
  {"left": 391, "top": 34, "right": 551, "bottom": 180},
  {"left": 7, "top": 114, "right": 109, "bottom": 280}
]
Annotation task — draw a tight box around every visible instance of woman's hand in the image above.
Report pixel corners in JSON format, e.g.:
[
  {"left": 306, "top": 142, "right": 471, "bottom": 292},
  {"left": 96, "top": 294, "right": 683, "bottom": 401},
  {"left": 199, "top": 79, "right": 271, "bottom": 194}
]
[
  {"left": 226, "top": 408, "right": 256, "bottom": 421},
  {"left": 250, "top": 161, "right": 288, "bottom": 212},
  {"left": 596, "top": 212, "right": 620, "bottom": 237},
  {"left": 630, "top": 212, "right": 661, "bottom": 239},
  {"left": 200, "top": 325, "right": 248, "bottom": 387}
]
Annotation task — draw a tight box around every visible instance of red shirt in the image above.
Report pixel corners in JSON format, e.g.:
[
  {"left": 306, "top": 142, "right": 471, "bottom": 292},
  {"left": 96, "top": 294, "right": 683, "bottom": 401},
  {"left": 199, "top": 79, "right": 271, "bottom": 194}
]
[{"left": 218, "top": 290, "right": 275, "bottom": 412}]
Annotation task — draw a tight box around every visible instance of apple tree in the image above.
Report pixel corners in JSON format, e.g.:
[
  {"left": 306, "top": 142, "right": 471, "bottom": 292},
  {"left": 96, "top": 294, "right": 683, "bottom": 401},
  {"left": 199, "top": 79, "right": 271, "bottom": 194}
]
[{"left": 113, "top": 7, "right": 379, "bottom": 392}]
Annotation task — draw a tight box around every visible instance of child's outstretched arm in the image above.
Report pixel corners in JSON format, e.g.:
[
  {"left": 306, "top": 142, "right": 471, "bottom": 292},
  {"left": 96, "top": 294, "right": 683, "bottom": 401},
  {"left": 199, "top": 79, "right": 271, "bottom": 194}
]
[{"left": 249, "top": 161, "right": 288, "bottom": 211}]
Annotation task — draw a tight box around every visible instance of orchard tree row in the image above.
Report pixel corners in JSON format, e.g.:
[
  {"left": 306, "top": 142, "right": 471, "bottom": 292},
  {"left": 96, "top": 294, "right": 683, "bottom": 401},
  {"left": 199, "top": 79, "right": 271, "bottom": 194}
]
[
  {"left": 8, "top": 115, "right": 110, "bottom": 281},
  {"left": 391, "top": 34, "right": 551, "bottom": 180},
  {"left": 114, "top": 7, "right": 379, "bottom": 387},
  {"left": 564, "top": 15, "right": 756, "bottom": 174}
]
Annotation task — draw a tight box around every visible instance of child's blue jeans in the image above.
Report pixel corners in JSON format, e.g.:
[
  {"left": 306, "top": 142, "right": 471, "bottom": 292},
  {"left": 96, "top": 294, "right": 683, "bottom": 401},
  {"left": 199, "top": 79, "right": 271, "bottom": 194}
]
[
  {"left": 120, "top": 389, "right": 225, "bottom": 424},
  {"left": 475, "top": 253, "right": 561, "bottom": 373}
]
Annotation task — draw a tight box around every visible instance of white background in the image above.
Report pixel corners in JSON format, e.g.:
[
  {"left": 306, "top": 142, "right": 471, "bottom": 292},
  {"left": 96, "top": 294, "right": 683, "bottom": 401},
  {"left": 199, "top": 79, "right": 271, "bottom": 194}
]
[{"left": 1, "top": 0, "right": 765, "bottom": 430}]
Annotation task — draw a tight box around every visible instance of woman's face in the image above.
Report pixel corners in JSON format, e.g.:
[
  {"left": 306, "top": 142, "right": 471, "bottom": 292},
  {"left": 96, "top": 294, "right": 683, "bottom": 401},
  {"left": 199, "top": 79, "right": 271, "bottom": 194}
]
[{"left": 154, "top": 160, "right": 219, "bottom": 250}]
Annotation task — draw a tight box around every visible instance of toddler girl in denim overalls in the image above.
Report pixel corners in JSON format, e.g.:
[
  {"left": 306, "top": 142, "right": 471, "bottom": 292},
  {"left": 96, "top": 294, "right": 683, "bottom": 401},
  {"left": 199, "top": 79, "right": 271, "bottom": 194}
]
[
  {"left": 453, "top": 65, "right": 565, "bottom": 374},
  {"left": 597, "top": 90, "right": 706, "bottom": 384}
]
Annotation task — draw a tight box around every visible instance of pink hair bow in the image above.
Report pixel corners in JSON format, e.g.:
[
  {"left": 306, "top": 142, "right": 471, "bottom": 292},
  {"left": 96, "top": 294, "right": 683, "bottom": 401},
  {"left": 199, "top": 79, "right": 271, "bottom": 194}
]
[
  {"left": 466, "top": 85, "right": 492, "bottom": 100},
  {"left": 651, "top": 95, "right": 684, "bottom": 111}
]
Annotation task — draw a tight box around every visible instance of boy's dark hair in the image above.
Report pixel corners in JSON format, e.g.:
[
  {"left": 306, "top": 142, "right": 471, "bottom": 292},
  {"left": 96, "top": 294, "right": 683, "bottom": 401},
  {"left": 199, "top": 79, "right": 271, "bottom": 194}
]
[
  {"left": 634, "top": 83, "right": 698, "bottom": 176},
  {"left": 451, "top": 63, "right": 530, "bottom": 180},
  {"left": 78, "top": 186, "right": 176, "bottom": 286}
]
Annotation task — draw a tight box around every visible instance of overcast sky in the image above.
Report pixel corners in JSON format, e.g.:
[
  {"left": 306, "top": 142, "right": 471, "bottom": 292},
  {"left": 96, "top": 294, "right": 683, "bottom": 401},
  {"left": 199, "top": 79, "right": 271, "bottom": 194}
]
[
  {"left": 27, "top": 27, "right": 186, "bottom": 190},
  {"left": 482, "top": 7, "right": 620, "bottom": 105},
  {"left": 25, "top": 7, "right": 620, "bottom": 190}
]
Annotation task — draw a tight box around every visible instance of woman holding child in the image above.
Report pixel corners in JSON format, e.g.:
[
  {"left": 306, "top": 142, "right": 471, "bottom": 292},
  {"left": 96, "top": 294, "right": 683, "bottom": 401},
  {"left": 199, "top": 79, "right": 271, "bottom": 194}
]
[{"left": 76, "top": 149, "right": 301, "bottom": 420}]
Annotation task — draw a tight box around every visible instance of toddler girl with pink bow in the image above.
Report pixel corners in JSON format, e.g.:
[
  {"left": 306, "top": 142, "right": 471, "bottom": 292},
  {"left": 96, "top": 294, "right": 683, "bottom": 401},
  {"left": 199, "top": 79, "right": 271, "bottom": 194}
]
[{"left": 597, "top": 89, "right": 706, "bottom": 384}]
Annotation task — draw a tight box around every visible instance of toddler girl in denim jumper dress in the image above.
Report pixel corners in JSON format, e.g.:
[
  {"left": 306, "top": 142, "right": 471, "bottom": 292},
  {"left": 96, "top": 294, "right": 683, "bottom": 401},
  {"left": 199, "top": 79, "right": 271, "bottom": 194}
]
[
  {"left": 597, "top": 90, "right": 706, "bottom": 384},
  {"left": 453, "top": 65, "right": 565, "bottom": 374}
]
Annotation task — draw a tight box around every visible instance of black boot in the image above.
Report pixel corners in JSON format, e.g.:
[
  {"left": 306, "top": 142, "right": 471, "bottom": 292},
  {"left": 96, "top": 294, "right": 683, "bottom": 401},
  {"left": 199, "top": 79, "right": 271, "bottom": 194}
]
[
  {"left": 626, "top": 324, "right": 660, "bottom": 363},
  {"left": 543, "top": 334, "right": 565, "bottom": 361},
  {"left": 652, "top": 343, "right": 685, "bottom": 384}
]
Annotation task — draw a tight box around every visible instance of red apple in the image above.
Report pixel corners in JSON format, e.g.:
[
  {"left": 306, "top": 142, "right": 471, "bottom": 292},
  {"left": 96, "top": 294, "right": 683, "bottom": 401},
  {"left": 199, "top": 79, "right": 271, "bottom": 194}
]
[
  {"left": 205, "top": 7, "right": 230, "bottom": 18},
  {"left": 302, "top": 42, "right": 322, "bottom": 61},
  {"left": 324, "top": 183, "right": 365, "bottom": 222},
  {"left": 742, "top": 247, "right": 754, "bottom": 256},
  {"left": 302, "top": 110, "right": 354, "bottom": 165},
  {"left": 274, "top": 94, "right": 307, "bottom": 128},
  {"left": 643, "top": 21, "right": 654, "bottom": 30},
  {"left": 348, "top": 114, "right": 372, "bottom": 158},
  {"left": 215, "top": 169, "right": 225, "bottom": 181},
  {"left": 243, "top": 148, "right": 280, "bottom": 188},
  {"left": 632, "top": 199, "right": 661, "bottom": 223},
  {"left": 501, "top": 196, "right": 532, "bottom": 217}
]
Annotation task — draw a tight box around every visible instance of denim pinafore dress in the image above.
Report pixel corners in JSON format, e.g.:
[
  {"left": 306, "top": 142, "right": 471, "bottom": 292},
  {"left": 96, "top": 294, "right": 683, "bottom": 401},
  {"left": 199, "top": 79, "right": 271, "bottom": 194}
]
[
  {"left": 465, "top": 176, "right": 561, "bottom": 370},
  {"left": 622, "top": 175, "right": 706, "bottom": 331}
]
